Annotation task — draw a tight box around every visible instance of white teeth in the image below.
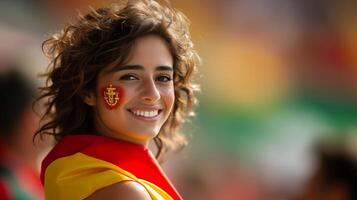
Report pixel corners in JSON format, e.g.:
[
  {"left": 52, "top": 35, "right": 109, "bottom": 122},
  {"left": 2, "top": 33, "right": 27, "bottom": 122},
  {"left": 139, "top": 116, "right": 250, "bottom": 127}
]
[{"left": 131, "top": 110, "right": 159, "bottom": 118}]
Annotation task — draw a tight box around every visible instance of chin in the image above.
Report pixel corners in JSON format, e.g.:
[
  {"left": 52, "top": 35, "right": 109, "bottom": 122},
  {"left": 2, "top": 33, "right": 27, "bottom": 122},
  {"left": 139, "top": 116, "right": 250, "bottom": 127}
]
[
  {"left": 128, "top": 129, "right": 158, "bottom": 140},
  {"left": 139, "top": 132, "right": 159, "bottom": 140}
]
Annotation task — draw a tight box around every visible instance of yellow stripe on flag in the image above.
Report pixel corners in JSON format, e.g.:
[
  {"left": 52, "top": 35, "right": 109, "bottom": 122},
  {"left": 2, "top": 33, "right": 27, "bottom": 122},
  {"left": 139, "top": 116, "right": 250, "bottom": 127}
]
[{"left": 44, "top": 152, "right": 173, "bottom": 200}]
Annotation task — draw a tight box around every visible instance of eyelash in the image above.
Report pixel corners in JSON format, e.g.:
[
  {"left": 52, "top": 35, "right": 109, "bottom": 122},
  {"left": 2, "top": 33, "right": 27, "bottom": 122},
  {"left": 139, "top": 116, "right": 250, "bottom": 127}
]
[
  {"left": 120, "top": 74, "right": 138, "bottom": 81},
  {"left": 156, "top": 75, "right": 172, "bottom": 82},
  {"left": 119, "top": 74, "right": 172, "bottom": 82}
]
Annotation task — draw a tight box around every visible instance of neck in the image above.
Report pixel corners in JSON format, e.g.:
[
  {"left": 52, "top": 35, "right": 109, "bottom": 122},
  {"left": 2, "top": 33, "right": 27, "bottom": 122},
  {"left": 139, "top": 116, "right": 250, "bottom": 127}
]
[{"left": 93, "top": 115, "right": 149, "bottom": 147}]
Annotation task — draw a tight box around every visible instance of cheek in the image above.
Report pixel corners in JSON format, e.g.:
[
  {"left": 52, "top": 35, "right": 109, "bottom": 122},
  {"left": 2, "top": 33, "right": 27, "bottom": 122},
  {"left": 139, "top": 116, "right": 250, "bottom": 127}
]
[
  {"left": 100, "top": 84, "right": 125, "bottom": 110},
  {"left": 163, "top": 87, "right": 175, "bottom": 109}
]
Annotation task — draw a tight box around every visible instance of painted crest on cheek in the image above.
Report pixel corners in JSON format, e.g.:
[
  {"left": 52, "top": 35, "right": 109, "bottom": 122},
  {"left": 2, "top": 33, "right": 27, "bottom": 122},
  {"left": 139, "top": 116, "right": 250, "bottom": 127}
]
[{"left": 101, "top": 84, "right": 122, "bottom": 110}]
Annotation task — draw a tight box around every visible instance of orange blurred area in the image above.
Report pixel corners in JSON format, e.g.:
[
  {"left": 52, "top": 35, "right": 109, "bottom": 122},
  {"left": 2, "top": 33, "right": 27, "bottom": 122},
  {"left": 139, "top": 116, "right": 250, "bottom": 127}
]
[{"left": 1, "top": 0, "right": 356, "bottom": 199}]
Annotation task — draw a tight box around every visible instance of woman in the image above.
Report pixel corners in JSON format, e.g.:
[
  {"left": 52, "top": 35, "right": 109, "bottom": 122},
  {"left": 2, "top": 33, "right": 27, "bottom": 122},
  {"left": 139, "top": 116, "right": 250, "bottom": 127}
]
[{"left": 36, "top": 0, "right": 199, "bottom": 199}]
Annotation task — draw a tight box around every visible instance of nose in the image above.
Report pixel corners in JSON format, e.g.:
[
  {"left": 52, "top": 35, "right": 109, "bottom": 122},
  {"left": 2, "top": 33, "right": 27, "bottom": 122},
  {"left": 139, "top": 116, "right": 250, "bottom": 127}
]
[{"left": 140, "top": 78, "right": 160, "bottom": 103}]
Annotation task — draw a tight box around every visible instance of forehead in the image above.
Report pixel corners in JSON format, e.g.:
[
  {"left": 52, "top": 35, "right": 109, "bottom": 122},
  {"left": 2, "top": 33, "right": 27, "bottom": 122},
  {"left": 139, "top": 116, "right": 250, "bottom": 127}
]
[
  {"left": 105, "top": 35, "right": 173, "bottom": 72},
  {"left": 125, "top": 34, "right": 173, "bottom": 66},
  {"left": 101, "top": 35, "right": 174, "bottom": 76}
]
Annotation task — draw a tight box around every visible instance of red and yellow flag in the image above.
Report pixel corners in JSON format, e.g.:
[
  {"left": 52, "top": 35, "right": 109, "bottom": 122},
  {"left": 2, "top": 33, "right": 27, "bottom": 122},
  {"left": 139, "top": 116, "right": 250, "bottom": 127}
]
[{"left": 41, "top": 135, "right": 182, "bottom": 200}]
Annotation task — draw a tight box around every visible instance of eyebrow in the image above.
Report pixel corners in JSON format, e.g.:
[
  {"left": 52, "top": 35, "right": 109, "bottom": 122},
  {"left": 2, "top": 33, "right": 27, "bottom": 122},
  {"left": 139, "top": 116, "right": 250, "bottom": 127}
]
[{"left": 108, "top": 64, "right": 173, "bottom": 72}]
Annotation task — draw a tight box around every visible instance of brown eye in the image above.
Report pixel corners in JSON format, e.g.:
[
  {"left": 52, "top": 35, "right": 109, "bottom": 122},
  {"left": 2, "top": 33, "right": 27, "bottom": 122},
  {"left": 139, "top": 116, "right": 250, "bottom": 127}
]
[
  {"left": 120, "top": 74, "right": 138, "bottom": 81},
  {"left": 156, "top": 75, "right": 172, "bottom": 82}
]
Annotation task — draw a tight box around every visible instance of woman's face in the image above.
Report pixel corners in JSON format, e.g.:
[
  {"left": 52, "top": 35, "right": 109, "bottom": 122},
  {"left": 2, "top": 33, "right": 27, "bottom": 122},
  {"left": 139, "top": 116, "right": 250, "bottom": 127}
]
[{"left": 85, "top": 35, "right": 175, "bottom": 146}]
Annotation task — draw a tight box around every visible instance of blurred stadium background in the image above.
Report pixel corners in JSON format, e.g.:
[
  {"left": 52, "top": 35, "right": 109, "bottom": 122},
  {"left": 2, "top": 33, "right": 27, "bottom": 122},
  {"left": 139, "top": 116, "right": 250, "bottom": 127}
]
[{"left": 1, "top": 0, "right": 356, "bottom": 199}]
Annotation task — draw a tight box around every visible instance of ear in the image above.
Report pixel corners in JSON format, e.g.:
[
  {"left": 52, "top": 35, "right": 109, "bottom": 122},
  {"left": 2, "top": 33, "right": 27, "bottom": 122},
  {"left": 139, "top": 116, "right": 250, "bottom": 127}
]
[{"left": 81, "top": 90, "right": 96, "bottom": 106}]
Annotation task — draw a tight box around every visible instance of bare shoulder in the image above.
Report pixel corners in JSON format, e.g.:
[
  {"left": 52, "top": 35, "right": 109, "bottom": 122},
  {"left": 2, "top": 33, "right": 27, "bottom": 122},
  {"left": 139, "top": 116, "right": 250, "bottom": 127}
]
[{"left": 85, "top": 181, "right": 152, "bottom": 200}]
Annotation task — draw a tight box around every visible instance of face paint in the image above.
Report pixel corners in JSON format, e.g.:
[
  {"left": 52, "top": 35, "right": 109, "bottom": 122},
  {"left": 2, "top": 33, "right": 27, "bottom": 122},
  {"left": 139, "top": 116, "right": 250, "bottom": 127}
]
[{"left": 101, "top": 84, "right": 123, "bottom": 110}]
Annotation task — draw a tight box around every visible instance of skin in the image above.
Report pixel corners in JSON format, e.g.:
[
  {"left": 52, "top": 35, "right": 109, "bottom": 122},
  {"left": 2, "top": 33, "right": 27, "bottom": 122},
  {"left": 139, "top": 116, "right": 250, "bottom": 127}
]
[
  {"left": 83, "top": 34, "right": 175, "bottom": 198},
  {"left": 101, "top": 84, "right": 123, "bottom": 110},
  {"left": 85, "top": 181, "right": 152, "bottom": 200}
]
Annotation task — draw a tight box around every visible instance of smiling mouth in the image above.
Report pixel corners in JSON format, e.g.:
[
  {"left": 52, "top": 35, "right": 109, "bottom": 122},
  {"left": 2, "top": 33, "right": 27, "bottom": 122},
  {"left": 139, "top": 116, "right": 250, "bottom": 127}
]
[{"left": 127, "top": 109, "right": 163, "bottom": 118}]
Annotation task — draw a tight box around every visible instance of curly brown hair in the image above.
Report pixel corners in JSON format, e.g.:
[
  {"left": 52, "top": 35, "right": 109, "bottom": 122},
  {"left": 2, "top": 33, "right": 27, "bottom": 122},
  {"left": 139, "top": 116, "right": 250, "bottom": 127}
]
[{"left": 35, "top": 0, "right": 200, "bottom": 162}]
